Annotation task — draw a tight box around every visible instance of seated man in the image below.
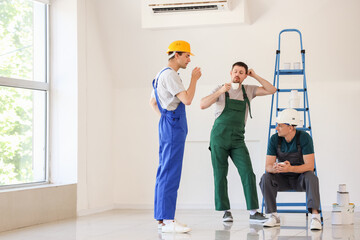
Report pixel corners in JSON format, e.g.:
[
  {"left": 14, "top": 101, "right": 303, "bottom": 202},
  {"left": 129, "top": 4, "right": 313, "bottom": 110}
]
[{"left": 259, "top": 108, "right": 322, "bottom": 230}]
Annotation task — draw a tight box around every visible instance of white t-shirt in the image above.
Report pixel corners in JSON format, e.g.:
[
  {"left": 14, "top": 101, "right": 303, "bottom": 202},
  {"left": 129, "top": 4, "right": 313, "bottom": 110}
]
[
  {"left": 211, "top": 84, "right": 258, "bottom": 124},
  {"left": 151, "top": 67, "right": 186, "bottom": 111}
]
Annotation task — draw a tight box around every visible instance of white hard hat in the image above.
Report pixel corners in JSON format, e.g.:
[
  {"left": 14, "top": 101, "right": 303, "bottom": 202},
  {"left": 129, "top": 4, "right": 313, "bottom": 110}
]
[{"left": 276, "top": 108, "right": 300, "bottom": 125}]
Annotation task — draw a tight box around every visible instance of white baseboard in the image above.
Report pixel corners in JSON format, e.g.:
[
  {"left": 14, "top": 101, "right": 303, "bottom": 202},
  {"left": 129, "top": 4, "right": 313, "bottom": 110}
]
[
  {"left": 77, "top": 204, "right": 116, "bottom": 216},
  {"left": 114, "top": 203, "right": 153, "bottom": 210},
  {"left": 77, "top": 204, "right": 359, "bottom": 217}
]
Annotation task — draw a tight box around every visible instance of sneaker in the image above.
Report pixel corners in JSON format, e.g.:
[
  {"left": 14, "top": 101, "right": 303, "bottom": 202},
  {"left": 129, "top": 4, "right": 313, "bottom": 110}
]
[
  {"left": 159, "top": 220, "right": 187, "bottom": 229},
  {"left": 310, "top": 218, "right": 322, "bottom": 230},
  {"left": 249, "top": 212, "right": 268, "bottom": 223},
  {"left": 263, "top": 214, "right": 280, "bottom": 227},
  {"left": 311, "top": 230, "right": 322, "bottom": 240},
  {"left": 161, "top": 221, "right": 191, "bottom": 233},
  {"left": 223, "top": 211, "right": 233, "bottom": 222},
  {"left": 174, "top": 219, "right": 187, "bottom": 227}
]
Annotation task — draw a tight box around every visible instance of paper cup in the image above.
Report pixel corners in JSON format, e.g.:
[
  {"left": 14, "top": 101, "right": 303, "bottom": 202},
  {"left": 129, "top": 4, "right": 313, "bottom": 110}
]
[
  {"left": 339, "top": 184, "right": 347, "bottom": 192},
  {"left": 283, "top": 62, "right": 291, "bottom": 69},
  {"left": 231, "top": 83, "right": 239, "bottom": 90},
  {"left": 293, "top": 62, "right": 301, "bottom": 69}
]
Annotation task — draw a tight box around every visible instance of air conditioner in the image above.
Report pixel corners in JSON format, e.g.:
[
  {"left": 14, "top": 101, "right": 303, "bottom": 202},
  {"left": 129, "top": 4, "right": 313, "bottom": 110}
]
[
  {"left": 148, "top": 0, "right": 231, "bottom": 14},
  {"left": 141, "top": 0, "right": 248, "bottom": 29}
]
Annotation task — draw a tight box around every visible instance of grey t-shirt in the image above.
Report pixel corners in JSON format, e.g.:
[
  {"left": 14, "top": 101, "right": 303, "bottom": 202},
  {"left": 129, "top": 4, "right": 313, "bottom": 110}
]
[
  {"left": 151, "top": 67, "right": 186, "bottom": 111},
  {"left": 211, "top": 84, "right": 258, "bottom": 124}
]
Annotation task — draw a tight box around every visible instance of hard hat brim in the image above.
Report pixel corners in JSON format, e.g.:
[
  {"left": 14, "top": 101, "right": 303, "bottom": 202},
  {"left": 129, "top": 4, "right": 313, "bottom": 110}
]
[{"left": 167, "top": 51, "right": 194, "bottom": 56}]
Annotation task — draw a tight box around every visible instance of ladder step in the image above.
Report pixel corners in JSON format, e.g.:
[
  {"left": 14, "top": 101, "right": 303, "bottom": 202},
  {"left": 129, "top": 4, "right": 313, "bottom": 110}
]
[
  {"left": 277, "top": 88, "right": 306, "bottom": 92},
  {"left": 277, "top": 209, "right": 308, "bottom": 213},
  {"left": 277, "top": 69, "right": 304, "bottom": 75},
  {"left": 296, "top": 127, "right": 311, "bottom": 131},
  {"left": 278, "top": 107, "right": 308, "bottom": 112},
  {"left": 277, "top": 203, "right": 307, "bottom": 206},
  {"left": 277, "top": 203, "right": 308, "bottom": 214}
]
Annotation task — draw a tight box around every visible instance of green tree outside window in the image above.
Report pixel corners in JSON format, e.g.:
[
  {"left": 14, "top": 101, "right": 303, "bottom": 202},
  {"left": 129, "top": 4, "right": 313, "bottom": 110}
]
[{"left": 0, "top": 0, "right": 35, "bottom": 185}]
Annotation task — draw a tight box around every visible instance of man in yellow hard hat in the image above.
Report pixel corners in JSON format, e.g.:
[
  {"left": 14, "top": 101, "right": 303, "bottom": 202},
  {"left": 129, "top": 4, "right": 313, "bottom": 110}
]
[{"left": 150, "top": 40, "right": 201, "bottom": 233}]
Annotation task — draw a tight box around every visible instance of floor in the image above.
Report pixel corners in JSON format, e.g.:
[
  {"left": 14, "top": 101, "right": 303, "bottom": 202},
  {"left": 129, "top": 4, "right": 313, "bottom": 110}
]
[{"left": 0, "top": 209, "right": 359, "bottom": 240}]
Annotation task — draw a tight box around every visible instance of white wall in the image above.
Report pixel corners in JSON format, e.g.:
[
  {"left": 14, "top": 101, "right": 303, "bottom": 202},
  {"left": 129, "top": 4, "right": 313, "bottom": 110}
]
[
  {"left": 50, "top": 0, "right": 78, "bottom": 185},
  {"left": 77, "top": 0, "right": 115, "bottom": 215},
  {"left": 78, "top": 0, "right": 360, "bottom": 214}
]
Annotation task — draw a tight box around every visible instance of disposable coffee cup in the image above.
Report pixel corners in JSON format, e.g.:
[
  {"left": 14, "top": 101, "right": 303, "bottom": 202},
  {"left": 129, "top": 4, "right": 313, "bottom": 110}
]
[
  {"left": 289, "top": 97, "right": 300, "bottom": 108},
  {"left": 231, "top": 82, "right": 239, "bottom": 90},
  {"left": 293, "top": 62, "right": 301, "bottom": 69},
  {"left": 283, "top": 62, "right": 291, "bottom": 69},
  {"left": 289, "top": 90, "right": 300, "bottom": 108}
]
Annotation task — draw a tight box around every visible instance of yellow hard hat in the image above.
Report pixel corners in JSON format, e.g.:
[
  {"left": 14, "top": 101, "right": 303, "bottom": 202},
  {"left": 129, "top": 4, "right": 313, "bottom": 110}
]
[{"left": 167, "top": 40, "right": 194, "bottom": 56}]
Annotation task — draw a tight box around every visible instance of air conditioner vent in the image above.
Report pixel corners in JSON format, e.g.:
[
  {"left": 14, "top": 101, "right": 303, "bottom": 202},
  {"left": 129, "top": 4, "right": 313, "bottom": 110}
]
[
  {"left": 153, "top": 5, "right": 221, "bottom": 13},
  {"left": 141, "top": 0, "right": 249, "bottom": 29}
]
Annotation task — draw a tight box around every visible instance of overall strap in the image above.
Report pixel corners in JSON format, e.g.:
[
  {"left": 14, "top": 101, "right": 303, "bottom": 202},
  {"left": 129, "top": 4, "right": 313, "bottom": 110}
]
[
  {"left": 277, "top": 136, "right": 282, "bottom": 149},
  {"left": 153, "top": 67, "right": 171, "bottom": 89},
  {"left": 241, "top": 85, "right": 252, "bottom": 118},
  {"left": 152, "top": 67, "right": 171, "bottom": 112},
  {"left": 296, "top": 131, "right": 301, "bottom": 152}
]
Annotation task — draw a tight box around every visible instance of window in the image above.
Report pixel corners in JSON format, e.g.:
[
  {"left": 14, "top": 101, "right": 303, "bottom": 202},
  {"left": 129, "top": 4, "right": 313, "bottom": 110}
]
[{"left": 0, "top": 0, "right": 49, "bottom": 187}]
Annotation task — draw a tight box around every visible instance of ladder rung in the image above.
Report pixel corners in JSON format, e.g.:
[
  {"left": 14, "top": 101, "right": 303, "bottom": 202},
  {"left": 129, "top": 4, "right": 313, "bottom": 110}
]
[
  {"left": 277, "top": 202, "right": 308, "bottom": 214},
  {"left": 277, "top": 69, "right": 304, "bottom": 75},
  {"left": 277, "top": 210, "right": 308, "bottom": 213},
  {"left": 278, "top": 108, "right": 308, "bottom": 112},
  {"left": 270, "top": 125, "right": 311, "bottom": 131},
  {"left": 277, "top": 203, "right": 307, "bottom": 206},
  {"left": 277, "top": 88, "right": 306, "bottom": 92},
  {"left": 296, "top": 127, "right": 311, "bottom": 131}
]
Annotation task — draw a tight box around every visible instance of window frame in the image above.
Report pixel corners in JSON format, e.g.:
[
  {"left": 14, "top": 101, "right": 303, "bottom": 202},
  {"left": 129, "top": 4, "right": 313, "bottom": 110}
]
[{"left": 0, "top": 2, "right": 50, "bottom": 189}]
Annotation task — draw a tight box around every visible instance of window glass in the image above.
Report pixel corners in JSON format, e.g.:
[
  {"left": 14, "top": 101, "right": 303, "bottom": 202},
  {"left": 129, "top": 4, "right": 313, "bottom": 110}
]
[
  {"left": 0, "top": 0, "right": 47, "bottom": 82},
  {"left": 0, "top": 0, "right": 48, "bottom": 187}
]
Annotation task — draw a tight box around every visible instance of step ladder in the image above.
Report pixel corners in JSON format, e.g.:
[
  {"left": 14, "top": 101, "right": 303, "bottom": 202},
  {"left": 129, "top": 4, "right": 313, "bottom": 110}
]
[{"left": 261, "top": 29, "right": 323, "bottom": 224}]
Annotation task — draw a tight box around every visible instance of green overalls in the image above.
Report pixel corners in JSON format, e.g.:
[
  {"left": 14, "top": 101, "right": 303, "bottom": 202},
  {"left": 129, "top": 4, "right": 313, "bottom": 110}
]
[{"left": 209, "top": 86, "right": 258, "bottom": 211}]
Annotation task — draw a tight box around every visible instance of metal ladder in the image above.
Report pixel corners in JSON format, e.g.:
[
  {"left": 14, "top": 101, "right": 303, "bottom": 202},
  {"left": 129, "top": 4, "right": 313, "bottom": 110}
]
[{"left": 261, "top": 29, "right": 323, "bottom": 224}]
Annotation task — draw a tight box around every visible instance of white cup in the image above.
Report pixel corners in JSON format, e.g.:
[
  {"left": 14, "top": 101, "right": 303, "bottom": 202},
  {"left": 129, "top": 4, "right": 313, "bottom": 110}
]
[
  {"left": 231, "top": 82, "right": 239, "bottom": 90},
  {"left": 289, "top": 90, "right": 300, "bottom": 108},
  {"left": 339, "top": 184, "right": 347, "bottom": 192},
  {"left": 283, "top": 62, "right": 291, "bottom": 69},
  {"left": 278, "top": 162, "right": 286, "bottom": 165},
  {"left": 293, "top": 62, "right": 301, "bottom": 69},
  {"left": 289, "top": 98, "right": 300, "bottom": 108}
]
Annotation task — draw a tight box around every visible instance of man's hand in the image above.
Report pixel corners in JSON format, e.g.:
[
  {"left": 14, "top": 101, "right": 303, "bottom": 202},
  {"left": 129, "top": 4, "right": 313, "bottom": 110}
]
[
  {"left": 200, "top": 83, "right": 230, "bottom": 110},
  {"left": 248, "top": 69, "right": 257, "bottom": 78},
  {"left": 275, "top": 161, "right": 291, "bottom": 173},
  {"left": 249, "top": 69, "right": 277, "bottom": 96},
  {"left": 220, "top": 83, "right": 231, "bottom": 93},
  {"left": 191, "top": 67, "right": 202, "bottom": 82},
  {"left": 271, "top": 162, "right": 280, "bottom": 173}
]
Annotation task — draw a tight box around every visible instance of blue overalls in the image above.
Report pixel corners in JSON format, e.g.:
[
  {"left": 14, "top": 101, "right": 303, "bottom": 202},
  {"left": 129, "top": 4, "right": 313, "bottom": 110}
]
[{"left": 152, "top": 68, "right": 188, "bottom": 220}]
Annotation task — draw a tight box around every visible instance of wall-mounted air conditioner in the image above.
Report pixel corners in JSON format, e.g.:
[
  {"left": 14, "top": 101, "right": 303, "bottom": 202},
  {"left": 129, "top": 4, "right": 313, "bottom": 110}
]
[
  {"left": 141, "top": 0, "right": 249, "bottom": 29},
  {"left": 148, "top": 0, "right": 231, "bottom": 14}
]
